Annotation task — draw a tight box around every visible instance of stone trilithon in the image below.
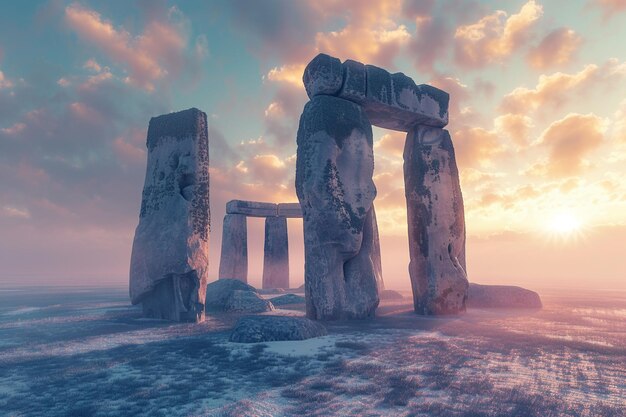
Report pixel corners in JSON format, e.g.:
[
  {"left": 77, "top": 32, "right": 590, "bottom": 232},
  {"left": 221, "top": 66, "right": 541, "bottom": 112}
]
[{"left": 296, "top": 53, "right": 468, "bottom": 318}]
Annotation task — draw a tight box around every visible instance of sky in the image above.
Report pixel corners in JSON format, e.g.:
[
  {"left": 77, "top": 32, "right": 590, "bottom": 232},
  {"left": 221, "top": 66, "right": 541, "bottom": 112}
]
[{"left": 0, "top": 0, "right": 625, "bottom": 291}]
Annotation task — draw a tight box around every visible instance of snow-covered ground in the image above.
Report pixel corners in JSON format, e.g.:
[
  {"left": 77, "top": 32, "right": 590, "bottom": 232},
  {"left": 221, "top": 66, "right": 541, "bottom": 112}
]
[{"left": 0, "top": 285, "right": 624, "bottom": 416}]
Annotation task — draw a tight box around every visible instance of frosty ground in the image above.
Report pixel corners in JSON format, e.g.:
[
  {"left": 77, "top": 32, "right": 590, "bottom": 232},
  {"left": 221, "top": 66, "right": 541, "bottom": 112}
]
[{"left": 0, "top": 285, "right": 624, "bottom": 417}]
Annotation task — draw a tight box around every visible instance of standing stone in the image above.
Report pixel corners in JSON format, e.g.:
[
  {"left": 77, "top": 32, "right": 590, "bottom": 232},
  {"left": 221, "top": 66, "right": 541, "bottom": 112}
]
[
  {"left": 296, "top": 94, "right": 379, "bottom": 320},
  {"left": 370, "top": 205, "right": 384, "bottom": 291},
  {"left": 129, "top": 108, "right": 210, "bottom": 322},
  {"left": 262, "top": 216, "right": 290, "bottom": 289},
  {"left": 303, "top": 53, "right": 343, "bottom": 99},
  {"left": 403, "top": 125, "right": 468, "bottom": 315},
  {"left": 218, "top": 214, "right": 248, "bottom": 282}
]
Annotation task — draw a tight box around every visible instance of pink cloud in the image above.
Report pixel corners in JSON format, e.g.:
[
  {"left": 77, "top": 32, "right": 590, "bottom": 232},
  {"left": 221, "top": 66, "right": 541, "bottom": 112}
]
[
  {"left": 454, "top": 0, "right": 543, "bottom": 68},
  {"left": 527, "top": 28, "right": 582, "bottom": 69},
  {"left": 494, "top": 113, "right": 534, "bottom": 148},
  {"left": 453, "top": 126, "right": 506, "bottom": 168},
  {"left": 591, "top": 0, "right": 626, "bottom": 19},
  {"left": 536, "top": 113, "right": 607, "bottom": 177},
  {"left": 64, "top": 3, "right": 206, "bottom": 91}
]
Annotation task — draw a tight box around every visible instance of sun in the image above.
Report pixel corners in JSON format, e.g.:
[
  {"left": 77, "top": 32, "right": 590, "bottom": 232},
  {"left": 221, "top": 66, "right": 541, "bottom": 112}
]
[{"left": 544, "top": 212, "right": 585, "bottom": 242}]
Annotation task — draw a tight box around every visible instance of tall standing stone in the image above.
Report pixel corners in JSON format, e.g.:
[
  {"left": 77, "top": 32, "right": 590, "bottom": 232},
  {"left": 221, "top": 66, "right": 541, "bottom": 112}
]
[
  {"left": 296, "top": 94, "right": 379, "bottom": 320},
  {"left": 218, "top": 214, "right": 248, "bottom": 283},
  {"left": 262, "top": 216, "right": 289, "bottom": 289},
  {"left": 129, "top": 108, "right": 210, "bottom": 322},
  {"left": 370, "top": 205, "right": 384, "bottom": 291},
  {"left": 403, "top": 125, "right": 468, "bottom": 315}
]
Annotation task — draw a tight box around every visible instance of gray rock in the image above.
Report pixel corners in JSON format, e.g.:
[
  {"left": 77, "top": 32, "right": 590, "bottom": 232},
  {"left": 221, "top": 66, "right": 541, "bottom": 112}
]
[
  {"left": 380, "top": 289, "right": 404, "bottom": 300},
  {"left": 276, "top": 203, "right": 303, "bottom": 218},
  {"left": 257, "top": 288, "right": 286, "bottom": 295},
  {"left": 262, "top": 216, "right": 290, "bottom": 289},
  {"left": 403, "top": 125, "right": 468, "bottom": 315},
  {"left": 371, "top": 205, "right": 384, "bottom": 290},
  {"left": 296, "top": 94, "right": 380, "bottom": 320},
  {"left": 338, "top": 59, "right": 367, "bottom": 104},
  {"left": 362, "top": 68, "right": 449, "bottom": 131},
  {"left": 303, "top": 53, "right": 343, "bottom": 99},
  {"left": 270, "top": 293, "right": 306, "bottom": 306},
  {"left": 129, "top": 108, "right": 210, "bottom": 323},
  {"left": 229, "top": 316, "right": 328, "bottom": 343},
  {"left": 218, "top": 213, "right": 248, "bottom": 282},
  {"left": 224, "top": 290, "right": 275, "bottom": 313},
  {"left": 205, "top": 278, "right": 257, "bottom": 311},
  {"left": 226, "top": 200, "right": 277, "bottom": 217},
  {"left": 467, "top": 283, "right": 542, "bottom": 309}
]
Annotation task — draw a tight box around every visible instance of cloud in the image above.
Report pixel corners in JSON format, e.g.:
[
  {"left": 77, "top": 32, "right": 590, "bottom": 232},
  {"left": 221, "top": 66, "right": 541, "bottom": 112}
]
[
  {"left": 374, "top": 131, "right": 405, "bottom": 157},
  {"left": 453, "top": 126, "right": 505, "bottom": 168},
  {"left": 454, "top": 0, "right": 543, "bottom": 68},
  {"left": 64, "top": 3, "right": 207, "bottom": 91},
  {"left": 500, "top": 59, "right": 626, "bottom": 115},
  {"left": 0, "top": 70, "right": 13, "bottom": 89},
  {"left": 534, "top": 113, "right": 607, "bottom": 177},
  {"left": 591, "top": 0, "right": 626, "bottom": 19},
  {"left": 494, "top": 113, "right": 534, "bottom": 148},
  {"left": 527, "top": 28, "right": 582, "bottom": 69}
]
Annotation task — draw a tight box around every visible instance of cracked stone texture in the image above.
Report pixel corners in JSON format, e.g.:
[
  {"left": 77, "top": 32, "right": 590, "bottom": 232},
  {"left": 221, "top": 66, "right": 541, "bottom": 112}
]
[
  {"left": 262, "top": 216, "right": 290, "bottom": 289},
  {"left": 468, "top": 283, "right": 542, "bottom": 309},
  {"left": 218, "top": 214, "right": 248, "bottom": 283},
  {"left": 229, "top": 316, "right": 328, "bottom": 343},
  {"left": 303, "top": 53, "right": 343, "bottom": 98},
  {"left": 403, "top": 125, "right": 468, "bottom": 315},
  {"left": 296, "top": 94, "right": 380, "bottom": 320},
  {"left": 129, "top": 108, "right": 210, "bottom": 323},
  {"left": 205, "top": 278, "right": 257, "bottom": 311},
  {"left": 224, "top": 290, "right": 275, "bottom": 313}
]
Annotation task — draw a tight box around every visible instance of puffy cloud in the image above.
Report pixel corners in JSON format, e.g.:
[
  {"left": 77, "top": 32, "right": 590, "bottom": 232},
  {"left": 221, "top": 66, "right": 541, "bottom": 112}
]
[
  {"left": 0, "top": 122, "right": 26, "bottom": 135},
  {"left": 454, "top": 0, "right": 543, "bottom": 68},
  {"left": 374, "top": 131, "right": 405, "bottom": 157},
  {"left": 500, "top": 59, "right": 626, "bottom": 115},
  {"left": 265, "top": 64, "right": 306, "bottom": 86},
  {"left": 453, "top": 126, "right": 505, "bottom": 168},
  {"left": 2, "top": 206, "right": 30, "bottom": 219},
  {"left": 527, "top": 28, "right": 582, "bottom": 69},
  {"left": 407, "top": 16, "right": 449, "bottom": 72},
  {"left": 64, "top": 3, "right": 207, "bottom": 91},
  {"left": 535, "top": 113, "right": 607, "bottom": 177},
  {"left": 494, "top": 113, "right": 534, "bottom": 148}
]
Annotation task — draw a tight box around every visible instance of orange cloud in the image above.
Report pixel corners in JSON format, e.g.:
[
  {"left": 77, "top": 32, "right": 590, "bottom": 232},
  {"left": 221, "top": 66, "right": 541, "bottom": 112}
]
[
  {"left": 454, "top": 0, "right": 543, "bottom": 68},
  {"left": 527, "top": 28, "right": 582, "bottom": 69},
  {"left": 374, "top": 131, "right": 405, "bottom": 157},
  {"left": 500, "top": 59, "right": 626, "bottom": 115},
  {"left": 0, "top": 70, "right": 13, "bottom": 89},
  {"left": 535, "top": 113, "right": 607, "bottom": 177},
  {"left": 454, "top": 126, "right": 505, "bottom": 168},
  {"left": 494, "top": 113, "right": 534, "bottom": 148}
]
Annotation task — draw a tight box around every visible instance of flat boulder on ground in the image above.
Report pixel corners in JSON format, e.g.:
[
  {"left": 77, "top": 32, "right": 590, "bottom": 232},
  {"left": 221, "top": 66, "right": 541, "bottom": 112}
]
[
  {"left": 205, "top": 279, "right": 257, "bottom": 310},
  {"left": 225, "top": 290, "right": 275, "bottom": 313},
  {"left": 380, "top": 289, "right": 404, "bottom": 300},
  {"left": 468, "top": 283, "right": 542, "bottom": 309},
  {"left": 270, "top": 294, "right": 306, "bottom": 306},
  {"left": 229, "top": 316, "right": 328, "bottom": 343}
]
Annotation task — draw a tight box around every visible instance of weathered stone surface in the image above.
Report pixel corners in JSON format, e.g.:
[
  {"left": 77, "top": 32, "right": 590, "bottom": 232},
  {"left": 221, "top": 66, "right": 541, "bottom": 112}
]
[
  {"left": 370, "top": 205, "right": 384, "bottom": 290},
  {"left": 218, "top": 214, "right": 248, "bottom": 282},
  {"left": 362, "top": 67, "right": 449, "bottom": 130},
  {"left": 270, "top": 293, "right": 306, "bottom": 306},
  {"left": 403, "top": 125, "right": 468, "bottom": 315},
  {"left": 296, "top": 94, "right": 380, "bottom": 320},
  {"left": 205, "top": 278, "right": 257, "bottom": 311},
  {"left": 338, "top": 59, "right": 367, "bottom": 104},
  {"left": 226, "top": 200, "right": 277, "bottom": 217},
  {"left": 380, "top": 289, "right": 404, "bottom": 300},
  {"left": 303, "top": 53, "right": 343, "bottom": 98},
  {"left": 262, "top": 216, "right": 290, "bottom": 289},
  {"left": 467, "top": 283, "right": 542, "bottom": 309},
  {"left": 129, "top": 108, "right": 209, "bottom": 323},
  {"left": 229, "top": 316, "right": 327, "bottom": 343},
  {"left": 224, "top": 290, "right": 275, "bottom": 313},
  {"left": 276, "top": 203, "right": 303, "bottom": 218}
]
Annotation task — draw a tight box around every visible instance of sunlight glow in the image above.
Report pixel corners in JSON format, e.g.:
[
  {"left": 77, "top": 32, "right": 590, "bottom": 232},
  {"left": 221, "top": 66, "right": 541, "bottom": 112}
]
[{"left": 544, "top": 212, "right": 586, "bottom": 243}]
